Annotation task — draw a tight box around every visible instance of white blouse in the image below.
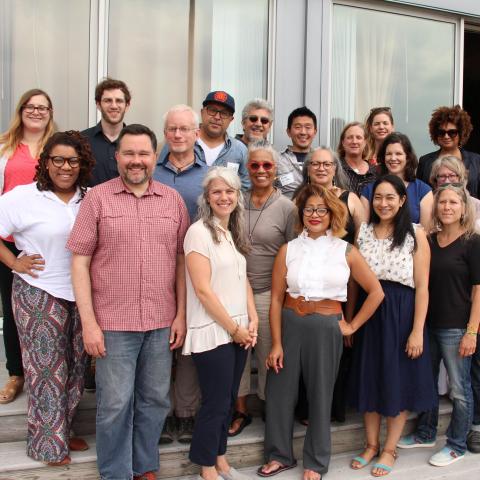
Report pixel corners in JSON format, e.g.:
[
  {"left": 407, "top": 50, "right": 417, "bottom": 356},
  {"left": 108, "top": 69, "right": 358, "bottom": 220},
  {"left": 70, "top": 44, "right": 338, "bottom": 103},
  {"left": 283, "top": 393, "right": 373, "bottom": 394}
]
[
  {"left": 0, "top": 183, "right": 81, "bottom": 301},
  {"left": 357, "top": 222, "right": 415, "bottom": 289},
  {"left": 183, "top": 219, "right": 249, "bottom": 355},
  {"left": 286, "top": 230, "right": 350, "bottom": 301}
]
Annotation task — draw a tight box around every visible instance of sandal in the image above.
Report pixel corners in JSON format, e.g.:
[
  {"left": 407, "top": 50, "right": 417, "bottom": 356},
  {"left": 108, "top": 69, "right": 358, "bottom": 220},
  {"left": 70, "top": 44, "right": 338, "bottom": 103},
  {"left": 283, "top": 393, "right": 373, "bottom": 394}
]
[
  {"left": 257, "top": 460, "right": 298, "bottom": 477},
  {"left": 69, "top": 437, "right": 89, "bottom": 451},
  {"left": 228, "top": 410, "right": 252, "bottom": 437},
  {"left": 350, "top": 443, "right": 379, "bottom": 470},
  {"left": 0, "top": 375, "right": 24, "bottom": 404},
  {"left": 47, "top": 455, "right": 71, "bottom": 467},
  {"left": 371, "top": 448, "right": 398, "bottom": 477}
]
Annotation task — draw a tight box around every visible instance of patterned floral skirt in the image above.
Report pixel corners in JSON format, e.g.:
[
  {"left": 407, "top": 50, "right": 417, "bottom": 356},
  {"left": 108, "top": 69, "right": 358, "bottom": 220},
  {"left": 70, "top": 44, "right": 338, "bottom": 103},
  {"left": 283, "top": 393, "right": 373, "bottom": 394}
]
[{"left": 12, "top": 275, "right": 87, "bottom": 462}]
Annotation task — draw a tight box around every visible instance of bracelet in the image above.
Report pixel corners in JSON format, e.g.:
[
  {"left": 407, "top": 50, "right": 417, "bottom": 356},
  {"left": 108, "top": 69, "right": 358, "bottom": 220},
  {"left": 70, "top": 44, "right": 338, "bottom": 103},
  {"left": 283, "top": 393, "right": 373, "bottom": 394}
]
[
  {"left": 231, "top": 324, "right": 239, "bottom": 338},
  {"left": 466, "top": 330, "right": 478, "bottom": 337}
]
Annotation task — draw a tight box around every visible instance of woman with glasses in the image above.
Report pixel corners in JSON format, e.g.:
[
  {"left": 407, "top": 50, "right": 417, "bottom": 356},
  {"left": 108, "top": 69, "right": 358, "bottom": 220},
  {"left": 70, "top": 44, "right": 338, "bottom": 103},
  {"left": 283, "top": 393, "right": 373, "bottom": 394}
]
[
  {"left": 397, "top": 184, "right": 480, "bottom": 467},
  {"left": 417, "top": 105, "right": 480, "bottom": 198},
  {"left": 0, "top": 89, "right": 55, "bottom": 404},
  {"left": 361, "top": 133, "right": 433, "bottom": 230},
  {"left": 349, "top": 175, "right": 435, "bottom": 477},
  {"left": 429, "top": 155, "right": 480, "bottom": 222},
  {"left": 258, "top": 184, "right": 383, "bottom": 480},
  {"left": 336, "top": 122, "right": 377, "bottom": 196},
  {"left": 0, "top": 131, "right": 95, "bottom": 465},
  {"left": 229, "top": 145, "right": 296, "bottom": 437},
  {"left": 365, "top": 107, "right": 395, "bottom": 166}
]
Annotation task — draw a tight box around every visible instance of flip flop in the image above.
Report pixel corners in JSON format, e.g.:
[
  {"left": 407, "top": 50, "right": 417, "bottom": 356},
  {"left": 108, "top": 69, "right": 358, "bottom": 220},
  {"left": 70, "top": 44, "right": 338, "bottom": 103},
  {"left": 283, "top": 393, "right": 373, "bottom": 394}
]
[
  {"left": 228, "top": 411, "right": 252, "bottom": 437},
  {"left": 257, "top": 461, "right": 298, "bottom": 477}
]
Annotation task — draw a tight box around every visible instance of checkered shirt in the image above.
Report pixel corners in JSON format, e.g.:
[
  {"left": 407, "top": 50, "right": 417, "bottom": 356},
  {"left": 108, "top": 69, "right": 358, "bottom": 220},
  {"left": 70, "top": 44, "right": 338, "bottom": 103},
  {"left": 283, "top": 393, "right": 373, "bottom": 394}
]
[{"left": 67, "top": 177, "right": 189, "bottom": 331}]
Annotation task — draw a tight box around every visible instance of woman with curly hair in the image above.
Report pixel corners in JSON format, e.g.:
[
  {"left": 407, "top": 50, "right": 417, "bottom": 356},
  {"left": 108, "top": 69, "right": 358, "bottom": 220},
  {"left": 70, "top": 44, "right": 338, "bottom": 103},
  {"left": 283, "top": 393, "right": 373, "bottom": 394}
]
[
  {"left": 0, "top": 131, "right": 95, "bottom": 466},
  {"left": 417, "top": 105, "right": 480, "bottom": 198},
  {"left": 0, "top": 88, "right": 55, "bottom": 404}
]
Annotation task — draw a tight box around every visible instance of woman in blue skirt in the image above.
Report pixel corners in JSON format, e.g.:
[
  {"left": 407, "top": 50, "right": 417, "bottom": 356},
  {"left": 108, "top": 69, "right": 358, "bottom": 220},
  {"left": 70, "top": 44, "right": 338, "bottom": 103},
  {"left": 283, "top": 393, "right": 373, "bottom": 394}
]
[{"left": 349, "top": 174, "right": 436, "bottom": 476}]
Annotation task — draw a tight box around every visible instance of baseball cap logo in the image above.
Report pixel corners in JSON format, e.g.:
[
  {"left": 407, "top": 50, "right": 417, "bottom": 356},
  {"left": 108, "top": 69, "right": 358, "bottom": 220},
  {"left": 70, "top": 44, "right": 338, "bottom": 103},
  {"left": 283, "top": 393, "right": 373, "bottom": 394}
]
[{"left": 213, "top": 91, "right": 228, "bottom": 103}]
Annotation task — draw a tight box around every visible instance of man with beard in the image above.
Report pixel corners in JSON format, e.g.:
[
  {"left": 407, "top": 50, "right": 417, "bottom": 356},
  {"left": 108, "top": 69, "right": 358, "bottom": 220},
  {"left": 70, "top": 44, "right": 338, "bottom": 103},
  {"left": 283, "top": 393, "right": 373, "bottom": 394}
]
[
  {"left": 236, "top": 98, "right": 274, "bottom": 147},
  {"left": 82, "top": 78, "right": 131, "bottom": 186},
  {"left": 68, "top": 124, "right": 189, "bottom": 480}
]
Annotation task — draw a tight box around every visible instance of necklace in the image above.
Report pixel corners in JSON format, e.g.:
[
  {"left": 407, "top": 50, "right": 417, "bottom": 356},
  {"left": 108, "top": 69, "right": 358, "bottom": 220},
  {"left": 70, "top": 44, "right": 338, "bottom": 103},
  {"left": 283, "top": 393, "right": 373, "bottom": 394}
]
[{"left": 248, "top": 189, "right": 275, "bottom": 244}]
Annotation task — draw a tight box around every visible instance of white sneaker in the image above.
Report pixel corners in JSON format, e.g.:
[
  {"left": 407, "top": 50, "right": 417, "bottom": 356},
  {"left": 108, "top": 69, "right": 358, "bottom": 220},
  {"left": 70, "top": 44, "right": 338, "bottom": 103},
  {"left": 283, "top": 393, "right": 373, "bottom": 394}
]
[{"left": 429, "top": 446, "right": 465, "bottom": 466}]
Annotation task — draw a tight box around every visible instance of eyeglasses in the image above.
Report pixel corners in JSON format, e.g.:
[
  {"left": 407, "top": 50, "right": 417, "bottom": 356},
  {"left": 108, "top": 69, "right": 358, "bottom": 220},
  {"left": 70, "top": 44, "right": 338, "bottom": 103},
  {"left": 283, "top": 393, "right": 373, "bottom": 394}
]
[
  {"left": 303, "top": 207, "right": 330, "bottom": 217},
  {"left": 165, "top": 126, "right": 198, "bottom": 135},
  {"left": 205, "top": 106, "right": 231, "bottom": 119},
  {"left": 437, "top": 129, "right": 458, "bottom": 138},
  {"left": 309, "top": 161, "right": 334, "bottom": 170},
  {"left": 247, "top": 115, "right": 270, "bottom": 125},
  {"left": 23, "top": 104, "right": 51, "bottom": 115},
  {"left": 436, "top": 173, "right": 459, "bottom": 182},
  {"left": 248, "top": 161, "right": 274, "bottom": 171},
  {"left": 49, "top": 156, "right": 81, "bottom": 168}
]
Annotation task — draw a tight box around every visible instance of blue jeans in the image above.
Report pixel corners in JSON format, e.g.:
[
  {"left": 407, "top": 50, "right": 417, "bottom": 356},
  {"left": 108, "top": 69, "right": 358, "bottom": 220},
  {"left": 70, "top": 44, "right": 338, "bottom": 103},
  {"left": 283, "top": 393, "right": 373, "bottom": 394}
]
[
  {"left": 472, "top": 335, "right": 480, "bottom": 426},
  {"left": 96, "top": 328, "right": 172, "bottom": 480},
  {"left": 416, "top": 328, "right": 473, "bottom": 454}
]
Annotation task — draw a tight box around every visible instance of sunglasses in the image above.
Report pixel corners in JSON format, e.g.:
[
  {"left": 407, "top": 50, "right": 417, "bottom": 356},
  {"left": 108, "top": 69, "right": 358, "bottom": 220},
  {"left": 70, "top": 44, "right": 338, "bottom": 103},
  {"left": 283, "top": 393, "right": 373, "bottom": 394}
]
[
  {"left": 369, "top": 106, "right": 391, "bottom": 114},
  {"left": 248, "top": 161, "right": 274, "bottom": 171},
  {"left": 437, "top": 129, "right": 458, "bottom": 138},
  {"left": 248, "top": 115, "right": 270, "bottom": 125}
]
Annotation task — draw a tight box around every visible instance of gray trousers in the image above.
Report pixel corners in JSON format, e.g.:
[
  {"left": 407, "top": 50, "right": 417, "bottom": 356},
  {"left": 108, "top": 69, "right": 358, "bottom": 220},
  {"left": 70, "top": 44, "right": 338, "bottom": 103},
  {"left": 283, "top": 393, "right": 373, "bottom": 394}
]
[{"left": 264, "top": 307, "right": 343, "bottom": 474}]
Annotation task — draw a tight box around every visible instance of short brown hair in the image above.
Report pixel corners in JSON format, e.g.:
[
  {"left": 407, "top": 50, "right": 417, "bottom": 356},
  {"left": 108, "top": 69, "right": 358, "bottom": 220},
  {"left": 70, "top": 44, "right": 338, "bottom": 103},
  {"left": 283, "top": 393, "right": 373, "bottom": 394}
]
[
  {"left": 95, "top": 78, "right": 131, "bottom": 104},
  {"left": 294, "top": 184, "right": 347, "bottom": 238},
  {"left": 428, "top": 105, "right": 473, "bottom": 147}
]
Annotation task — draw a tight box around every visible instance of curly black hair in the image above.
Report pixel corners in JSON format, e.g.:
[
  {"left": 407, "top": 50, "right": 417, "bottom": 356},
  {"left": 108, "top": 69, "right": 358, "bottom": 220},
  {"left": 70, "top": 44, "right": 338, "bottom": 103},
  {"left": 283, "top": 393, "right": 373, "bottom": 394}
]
[
  {"left": 35, "top": 131, "right": 95, "bottom": 199},
  {"left": 429, "top": 105, "right": 473, "bottom": 147}
]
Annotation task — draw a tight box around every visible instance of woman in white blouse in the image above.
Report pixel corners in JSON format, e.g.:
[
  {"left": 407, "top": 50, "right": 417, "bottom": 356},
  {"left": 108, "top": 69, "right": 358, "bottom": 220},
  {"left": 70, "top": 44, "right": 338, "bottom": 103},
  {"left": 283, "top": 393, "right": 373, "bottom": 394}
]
[
  {"left": 183, "top": 167, "right": 259, "bottom": 480},
  {"left": 0, "top": 131, "right": 95, "bottom": 465},
  {"left": 258, "top": 184, "right": 383, "bottom": 480},
  {"left": 349, "top": 174, "right": 435, "bottom": 477}
]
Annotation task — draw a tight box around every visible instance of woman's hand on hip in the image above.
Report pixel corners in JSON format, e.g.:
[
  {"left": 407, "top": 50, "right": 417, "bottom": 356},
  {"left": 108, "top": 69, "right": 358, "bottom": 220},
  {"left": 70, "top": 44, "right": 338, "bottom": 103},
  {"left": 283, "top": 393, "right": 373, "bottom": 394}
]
[
  {"left": 406, "top": 331, "right": 424, "bottom": 359},
  {"left": 266, "top": 345, "right": 284, "bottom": 373},
  {"left": 13, "top": 254, "right": 45, "bottom": 278}
]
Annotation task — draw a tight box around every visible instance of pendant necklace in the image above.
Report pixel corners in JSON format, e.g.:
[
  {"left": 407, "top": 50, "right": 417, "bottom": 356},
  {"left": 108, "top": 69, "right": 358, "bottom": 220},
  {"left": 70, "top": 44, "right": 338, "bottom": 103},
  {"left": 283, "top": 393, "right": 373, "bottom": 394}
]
[{"left": 248, "top": 189, "right": 274, "bottom": 244}]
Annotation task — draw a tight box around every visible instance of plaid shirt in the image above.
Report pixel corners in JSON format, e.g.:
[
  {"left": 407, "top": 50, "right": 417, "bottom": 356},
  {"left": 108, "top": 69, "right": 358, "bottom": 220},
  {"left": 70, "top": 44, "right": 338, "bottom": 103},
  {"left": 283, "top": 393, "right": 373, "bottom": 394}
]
[{"left": 67, "top": 177, "right": 189, "bottom": 332}]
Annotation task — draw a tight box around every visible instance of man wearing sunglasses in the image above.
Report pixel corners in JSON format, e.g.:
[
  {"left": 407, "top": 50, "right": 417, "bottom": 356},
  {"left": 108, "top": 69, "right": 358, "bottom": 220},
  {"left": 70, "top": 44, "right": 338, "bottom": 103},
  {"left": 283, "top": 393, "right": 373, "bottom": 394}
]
[
  {"left": 196, "top": 91, "right": 250, "bottom": 190},
  {"left": 236, "top": 98, "right": 274, "bottom": 147},
  {"left": 277, "top": 107, "right": 318, "bottom": 199}
]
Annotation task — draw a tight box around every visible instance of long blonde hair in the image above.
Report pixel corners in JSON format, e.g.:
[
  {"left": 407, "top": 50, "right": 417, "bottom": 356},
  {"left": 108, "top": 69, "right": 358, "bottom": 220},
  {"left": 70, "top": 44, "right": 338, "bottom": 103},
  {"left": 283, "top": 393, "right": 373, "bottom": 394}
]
[{"left": 0, "top": 89, "right": 56, "bottom": 158}]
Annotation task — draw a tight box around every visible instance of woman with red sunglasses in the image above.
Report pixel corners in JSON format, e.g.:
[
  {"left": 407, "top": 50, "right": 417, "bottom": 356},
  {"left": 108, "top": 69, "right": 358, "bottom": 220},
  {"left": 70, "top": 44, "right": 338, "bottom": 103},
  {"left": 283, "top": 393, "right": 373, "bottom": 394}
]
[
  {"left": 417, "top": 105, "right": 480, "bottom": 199},
  {"left": 228, "top": 144, "right": 297, "bottom": 437}
]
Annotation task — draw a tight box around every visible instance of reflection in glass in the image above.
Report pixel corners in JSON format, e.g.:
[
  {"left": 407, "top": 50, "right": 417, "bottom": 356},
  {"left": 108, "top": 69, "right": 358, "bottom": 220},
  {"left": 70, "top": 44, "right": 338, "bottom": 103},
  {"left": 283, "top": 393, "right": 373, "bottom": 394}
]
[{"left": 331, "top": 5, "right": 455, "bottom": 156}]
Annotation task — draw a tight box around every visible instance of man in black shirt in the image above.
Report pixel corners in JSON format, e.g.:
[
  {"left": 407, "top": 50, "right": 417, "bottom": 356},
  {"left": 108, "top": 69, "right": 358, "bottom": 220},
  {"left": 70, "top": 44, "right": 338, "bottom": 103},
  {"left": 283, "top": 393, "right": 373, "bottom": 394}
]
[{"left": 82, "top": 78, "right": 131, "bottom": 186}]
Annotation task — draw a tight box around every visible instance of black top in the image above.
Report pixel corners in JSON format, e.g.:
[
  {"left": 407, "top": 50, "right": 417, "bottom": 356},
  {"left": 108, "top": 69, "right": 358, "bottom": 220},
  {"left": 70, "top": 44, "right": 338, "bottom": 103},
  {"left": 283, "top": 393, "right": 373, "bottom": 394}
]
[
  {"left": 427, "top": 232, "right": 480, "bottom": 329},
  {"left": 417, "top": 148, "right": 480, "bottom": 199},
  {"left": 339, "top": 190, "right": 355, "bottom": 244},
  {"left": 81, "top": 122, "right": 124, "bottom": 186},
  {"left": 340, "top": 158, "right": 377, "bottom": 197},
  {"left": 292, "top": 151, "right": 308, "bottom": 164}
]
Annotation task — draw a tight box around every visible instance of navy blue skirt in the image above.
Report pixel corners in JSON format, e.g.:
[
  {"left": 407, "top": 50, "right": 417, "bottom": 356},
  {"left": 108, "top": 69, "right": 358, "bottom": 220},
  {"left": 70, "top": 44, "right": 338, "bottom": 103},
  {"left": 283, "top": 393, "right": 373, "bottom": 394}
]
[{"left": 349, "top": 280, "right": 436, "bottom": 417}]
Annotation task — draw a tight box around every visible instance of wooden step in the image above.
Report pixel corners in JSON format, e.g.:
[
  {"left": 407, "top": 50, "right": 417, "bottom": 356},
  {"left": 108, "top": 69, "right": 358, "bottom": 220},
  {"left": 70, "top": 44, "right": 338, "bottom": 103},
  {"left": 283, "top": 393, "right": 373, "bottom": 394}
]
[{"left": 0, "top": 399, "right": 453, "bottom": 480}]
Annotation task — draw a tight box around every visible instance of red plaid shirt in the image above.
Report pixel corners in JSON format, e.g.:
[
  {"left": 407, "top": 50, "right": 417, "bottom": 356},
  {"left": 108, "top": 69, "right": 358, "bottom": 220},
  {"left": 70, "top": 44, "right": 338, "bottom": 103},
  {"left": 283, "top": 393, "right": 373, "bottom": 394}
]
[{"left": 67, "top": 177, "right": 189, "bottom": 332}]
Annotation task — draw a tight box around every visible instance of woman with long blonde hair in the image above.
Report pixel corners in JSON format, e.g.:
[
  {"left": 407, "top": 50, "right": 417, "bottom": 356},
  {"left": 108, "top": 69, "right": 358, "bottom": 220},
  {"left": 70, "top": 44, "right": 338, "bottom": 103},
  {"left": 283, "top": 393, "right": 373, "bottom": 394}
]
[{"left": 0, "top": 89, "right": 55, "bottom": 404}]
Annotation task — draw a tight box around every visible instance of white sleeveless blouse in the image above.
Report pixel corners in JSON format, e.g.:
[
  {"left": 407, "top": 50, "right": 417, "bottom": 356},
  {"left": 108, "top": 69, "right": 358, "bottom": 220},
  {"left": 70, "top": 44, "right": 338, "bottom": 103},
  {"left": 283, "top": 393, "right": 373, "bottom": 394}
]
[{"left": 286, "top": 230, "right": 350, "bottom": 301}]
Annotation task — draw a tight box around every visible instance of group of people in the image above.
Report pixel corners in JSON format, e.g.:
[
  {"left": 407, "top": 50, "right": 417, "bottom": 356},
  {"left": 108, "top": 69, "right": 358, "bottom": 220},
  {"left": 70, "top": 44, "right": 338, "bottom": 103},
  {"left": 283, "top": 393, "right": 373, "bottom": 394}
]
[{"left": 0, "top": 78, "right": 479, "bottom": 480}]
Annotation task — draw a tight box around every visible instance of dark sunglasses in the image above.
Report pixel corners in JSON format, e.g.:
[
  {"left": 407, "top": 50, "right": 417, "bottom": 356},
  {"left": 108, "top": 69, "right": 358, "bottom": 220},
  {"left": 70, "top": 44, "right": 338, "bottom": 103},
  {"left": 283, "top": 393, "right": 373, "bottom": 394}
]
[
  {"left": 437, "top": 128, "right": 458, "bottom": 138},
  {"left": 248, "top": 115, "right": 270, "bottom": 125},
  {"left": 370, "top": 106, "right": 391, "bottom": 114},
  {"left": 248, "top": 161, "right": 274, "bottom": 171}
]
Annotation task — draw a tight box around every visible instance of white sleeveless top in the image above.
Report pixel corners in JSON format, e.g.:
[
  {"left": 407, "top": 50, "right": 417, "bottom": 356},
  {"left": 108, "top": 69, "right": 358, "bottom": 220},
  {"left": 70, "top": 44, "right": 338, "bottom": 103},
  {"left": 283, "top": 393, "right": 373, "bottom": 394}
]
[
  {"left": 286, "top": 230, "right": 350, "bottom": 301},
  {"left": 357, "top": 222, "right": 415, "bottom": 289}
]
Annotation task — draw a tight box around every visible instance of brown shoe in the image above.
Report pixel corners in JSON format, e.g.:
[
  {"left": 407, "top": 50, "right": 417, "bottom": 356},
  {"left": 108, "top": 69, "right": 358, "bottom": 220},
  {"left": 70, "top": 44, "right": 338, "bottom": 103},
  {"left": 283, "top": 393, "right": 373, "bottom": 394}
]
[
  {"left": 69, "top": 437, "right": 89, "bottom": 451},
  {"left": 47, "top": 455, "right": 71, "bottom": 466},
  {"left": 0, "top": 375, "right": 24, "bottom": 404}
]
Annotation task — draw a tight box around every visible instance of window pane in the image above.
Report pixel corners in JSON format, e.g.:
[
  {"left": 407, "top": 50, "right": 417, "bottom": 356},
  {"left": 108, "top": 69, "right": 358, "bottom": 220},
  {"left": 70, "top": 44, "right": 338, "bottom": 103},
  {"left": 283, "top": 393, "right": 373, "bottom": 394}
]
[
  {"left": 107, "top": 0, "right": 268, "bottom": 139},
  {"left": 331, "top": 5, "right": 455, "bottom": 156},
  {"left": 0, "top": 0, "right": 90, "bottom": 132}
]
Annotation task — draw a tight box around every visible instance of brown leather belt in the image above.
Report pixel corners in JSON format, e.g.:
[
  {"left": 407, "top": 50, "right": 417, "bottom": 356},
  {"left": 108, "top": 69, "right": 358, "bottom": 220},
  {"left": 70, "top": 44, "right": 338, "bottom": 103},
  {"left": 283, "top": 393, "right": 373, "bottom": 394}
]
[{"left": 284, "top": 294, "right": 342, "bottom": 316}]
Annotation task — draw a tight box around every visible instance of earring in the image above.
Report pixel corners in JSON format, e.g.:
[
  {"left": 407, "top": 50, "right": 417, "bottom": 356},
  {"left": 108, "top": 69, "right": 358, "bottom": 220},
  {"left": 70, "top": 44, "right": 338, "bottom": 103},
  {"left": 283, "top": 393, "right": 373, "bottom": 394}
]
[{"left": 460, "top": 214, "right": 465, "bottom": 224}]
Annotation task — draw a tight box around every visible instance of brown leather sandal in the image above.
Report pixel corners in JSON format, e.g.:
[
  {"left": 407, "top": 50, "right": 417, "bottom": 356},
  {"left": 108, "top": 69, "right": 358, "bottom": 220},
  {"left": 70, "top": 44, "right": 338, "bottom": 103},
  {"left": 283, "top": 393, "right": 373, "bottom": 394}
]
[
  {"left": 0, "top": 375, "right": 24, "bottom": 404},
  {"left": 350, "top": 443, "right": 380, "bottom": 469}
]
